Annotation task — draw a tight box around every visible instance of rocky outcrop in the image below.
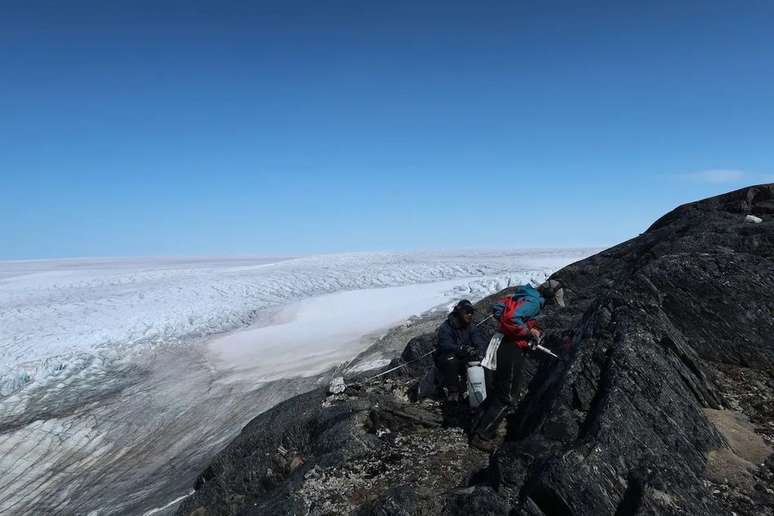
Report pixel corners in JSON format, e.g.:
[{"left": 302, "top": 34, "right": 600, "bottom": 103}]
[{"left": 178, "top": 185, "right": 774, "bottom": 516}]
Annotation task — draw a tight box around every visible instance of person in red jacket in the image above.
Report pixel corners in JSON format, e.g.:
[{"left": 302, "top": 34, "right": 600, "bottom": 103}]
[{"left": 470, "top": 285, "right": 545, "bottom": 451}]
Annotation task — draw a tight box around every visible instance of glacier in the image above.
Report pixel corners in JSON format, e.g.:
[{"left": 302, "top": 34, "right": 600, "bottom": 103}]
[
  {"left": 0, "top": 249, "right": 596, "bottom": 515},
  {"left": 0, "top": 250, "right": 591, "bottom": 396}
]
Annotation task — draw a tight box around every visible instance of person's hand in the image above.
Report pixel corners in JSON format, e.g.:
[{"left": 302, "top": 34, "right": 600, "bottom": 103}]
[
  {"left": 463, "top": 346, "right": 480, "bottom": 360},
  {"left": 528, "top": 328, "right": 543, "bottom": 350}
]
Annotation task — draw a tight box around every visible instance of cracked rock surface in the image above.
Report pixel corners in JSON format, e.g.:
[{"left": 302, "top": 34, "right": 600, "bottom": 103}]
[{"left": 180, "top": 184, "right": 774, "bottom": 516}]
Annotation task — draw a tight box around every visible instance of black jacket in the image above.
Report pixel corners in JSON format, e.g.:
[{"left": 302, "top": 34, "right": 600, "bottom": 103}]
[{"left": 436, "top": 313, "right": 487, "bottom": 356}]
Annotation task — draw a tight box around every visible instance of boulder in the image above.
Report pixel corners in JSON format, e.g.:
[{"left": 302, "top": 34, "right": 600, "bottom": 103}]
[
  {"left": 178, "top": 185, "right": 774, "bottom": 516},
  {"left": 491, "top": 185, "right": 774, "bottom": 515}
]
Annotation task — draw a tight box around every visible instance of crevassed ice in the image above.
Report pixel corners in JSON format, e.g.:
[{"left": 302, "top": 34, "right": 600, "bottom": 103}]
[{"left": 0, "top": 249, "right": 593, "bottom": 395}]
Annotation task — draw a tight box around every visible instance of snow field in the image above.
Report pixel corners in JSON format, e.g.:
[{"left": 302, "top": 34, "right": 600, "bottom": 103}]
[{"left": 0, "top": 250, "right": 594, "bottom": 396}]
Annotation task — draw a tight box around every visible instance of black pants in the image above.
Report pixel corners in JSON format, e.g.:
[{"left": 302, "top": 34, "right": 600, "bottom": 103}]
[
  {"left": 473, "top": 341, "right": 525, "bottom": 440},
  {"left": 435, "top": 352, "right": 466, "bottom": 394}
]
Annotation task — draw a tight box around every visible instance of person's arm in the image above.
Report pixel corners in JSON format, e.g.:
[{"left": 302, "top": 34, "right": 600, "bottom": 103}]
[
  {"left": 436, "top": 322, "right": 459, "bottom": 354},
  {"left": 470, "top": 326, "right": 488, "bottom": 355},
  {"left": 508, "top": 311, "right": 531, "bottom": 338},
  {"left": 510, "top": 300, "right": 543, "bottom": 347},
  {"left": 492, "top": 299, "right": 506, "bottom": 319}
]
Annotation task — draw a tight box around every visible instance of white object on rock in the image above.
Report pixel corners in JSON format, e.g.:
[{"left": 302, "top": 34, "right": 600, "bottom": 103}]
[
  {"left": 745, "top": 215, "right": 762, "bottom": 223},
  {"left": 328, "top": 376, "right": 347, "bottom": 394}
]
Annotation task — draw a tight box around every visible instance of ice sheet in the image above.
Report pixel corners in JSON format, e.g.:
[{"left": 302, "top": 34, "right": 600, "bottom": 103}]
[
  {"left": 0, "top": 249, "right": 595, "bottom": 395},
  {"left": 0, "top": 249, "right": 597, "bottom": 514},
  {"left": 209, "top": 278, "right": 502, "bottom": 381}
]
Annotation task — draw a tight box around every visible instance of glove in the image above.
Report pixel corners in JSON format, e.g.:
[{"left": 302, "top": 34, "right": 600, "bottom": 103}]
[
  {"left": 528, "top": 329, "right": 544, "bottom": 351},
  {"left": 462, "top": 345, "right": 480, "bottom": 360}
]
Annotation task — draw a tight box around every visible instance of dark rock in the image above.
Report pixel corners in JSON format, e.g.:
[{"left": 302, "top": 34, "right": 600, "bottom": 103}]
[
  {"left": 398, "top": 334, "right": 437, "bottom": 378},
  {"left": 492, "top": 185, "right": 774, "bottom": 516},
  {"left": 367, "top": 485, "right": 418, "bottom": 516},
  {"left": 401, "top": 334, "right": 436, "bottom": 363},
  {"left": 367, "top": 398, "right": 444, "bottom": 433},
  {"left": 441, "top": 486, "right": 510, "bottom": 515},
  {"left": 649, "top": 183, "right": 774, "bottom": 230},
  {"left": 178, "top": 185, "right": 774, "bottom": 516}
]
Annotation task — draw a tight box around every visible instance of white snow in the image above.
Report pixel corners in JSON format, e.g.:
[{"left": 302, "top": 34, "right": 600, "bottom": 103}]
[
  {"left": 0, "top": 249, "right": 594, "bottom": 396},
  {"left": 208, "top": 278, "right": 501, "bottom": 381},
  {"left": 0, "top": 248, "right": 597, "bottom": 515}
]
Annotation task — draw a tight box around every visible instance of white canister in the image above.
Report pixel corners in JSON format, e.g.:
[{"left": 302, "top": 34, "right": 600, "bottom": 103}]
[{"left": 466, "top": 361, "right": 487, "bottom": 408}]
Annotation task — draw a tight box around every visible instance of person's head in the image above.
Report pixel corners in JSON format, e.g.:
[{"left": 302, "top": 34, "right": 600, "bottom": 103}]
[
  {"left": 453, "top": 299, "right": 475, "bottom": 326},
  {"left": 537, "top": 279, "right": 564, "bottom": 307},
  {"left": 536, "top": 282, "right": 554, "bottom": 302}
]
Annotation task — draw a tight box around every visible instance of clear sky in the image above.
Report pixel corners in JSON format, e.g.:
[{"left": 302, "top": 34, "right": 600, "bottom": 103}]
[{"left": 2, "top": 1, "right": 773, "bottom": 260}]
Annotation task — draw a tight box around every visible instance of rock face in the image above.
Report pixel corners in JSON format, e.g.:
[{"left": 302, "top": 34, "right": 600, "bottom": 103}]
[{"left": 178, "top": 185, "right": 774, "bottom": 516}]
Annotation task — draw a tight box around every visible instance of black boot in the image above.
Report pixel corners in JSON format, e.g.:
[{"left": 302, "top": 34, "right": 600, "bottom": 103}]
[{"left": 469, "top": 433, "right": 497, "bottom": 452}]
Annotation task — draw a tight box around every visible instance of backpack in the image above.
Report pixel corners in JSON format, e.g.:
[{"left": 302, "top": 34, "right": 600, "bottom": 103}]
[{"left": 497, "top": 286, "right": 544, "bottom": 340}]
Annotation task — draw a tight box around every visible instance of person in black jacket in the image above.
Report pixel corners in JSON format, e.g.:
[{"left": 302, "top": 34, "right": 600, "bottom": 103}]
[{"left": 434, "top": 299, "right": 487, "bottom": 402}]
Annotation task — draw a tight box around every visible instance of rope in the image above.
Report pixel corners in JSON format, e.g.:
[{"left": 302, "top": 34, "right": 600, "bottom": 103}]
[
  {"left": 350, "top": 313, "right": 497, "bottom": 386},
  {"left": 358, "top": 350, "right": 435, "bottom": 384}
]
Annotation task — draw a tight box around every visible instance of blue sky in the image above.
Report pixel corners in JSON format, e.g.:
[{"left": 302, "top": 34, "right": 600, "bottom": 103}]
[{"left": 2, "top": 1, "right": 773, "bottom": 260}]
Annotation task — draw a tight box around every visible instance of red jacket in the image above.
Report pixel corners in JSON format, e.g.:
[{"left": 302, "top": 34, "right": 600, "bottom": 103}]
[{"left": 493, "top": 289, "right": 543, "bottom": 349}]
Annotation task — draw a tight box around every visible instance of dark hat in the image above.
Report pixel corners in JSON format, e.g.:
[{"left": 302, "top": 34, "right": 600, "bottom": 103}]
[
  {"left": 453, "top": 299, "right": 475, "bottom": 314},
  {"left": 537, "top": 279, "right": 564, "bottom": 306}
]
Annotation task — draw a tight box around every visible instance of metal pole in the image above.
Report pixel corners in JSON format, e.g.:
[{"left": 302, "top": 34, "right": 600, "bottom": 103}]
[
  {"left": 534, "top": 343, "right": 560, "bottom": 359},
  {"left": 361, "top": 349, "right": 435, "bottom": 382},
  {"left": 475, "top": 314, "right": 494, "bottom": 327},
  {"left": 356, "top": 314, "right": 495, "bottom": 385}
]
